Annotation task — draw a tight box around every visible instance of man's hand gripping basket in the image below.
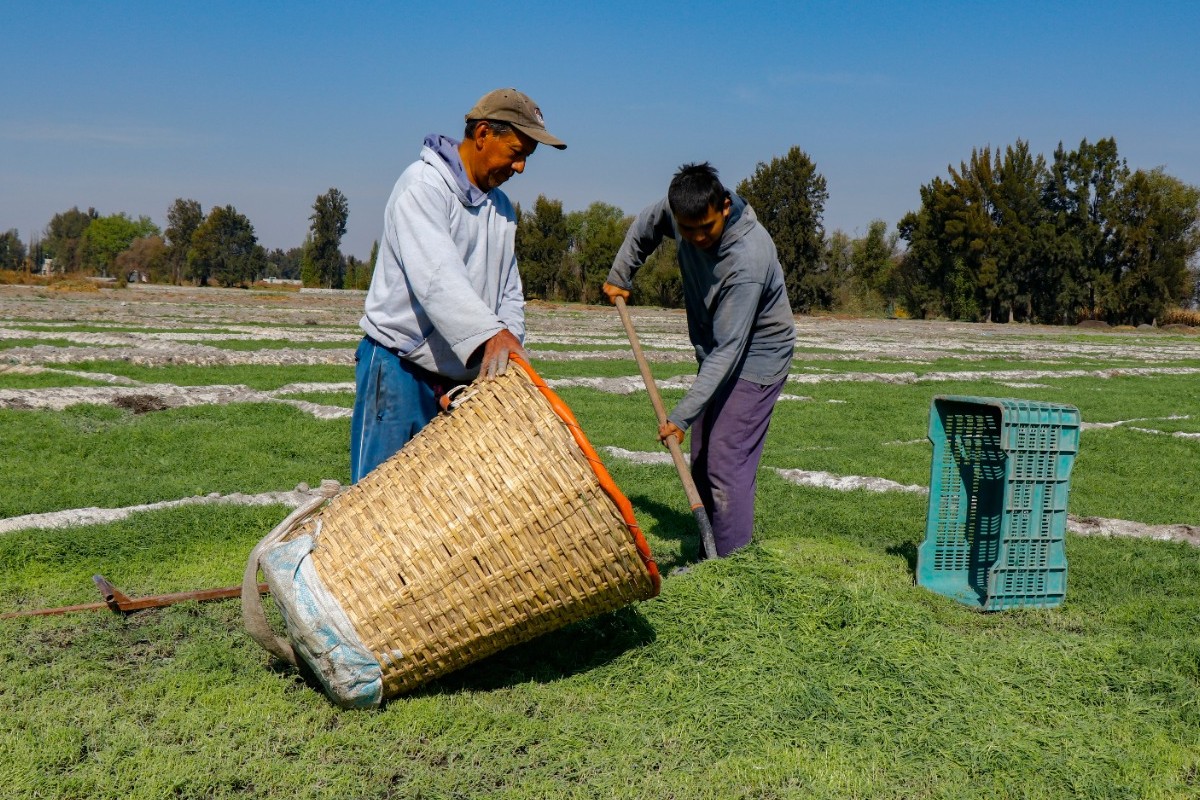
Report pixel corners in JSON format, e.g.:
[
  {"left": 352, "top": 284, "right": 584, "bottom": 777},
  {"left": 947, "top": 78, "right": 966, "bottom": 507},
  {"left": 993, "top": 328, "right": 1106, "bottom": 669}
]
[{"left": 242, "top": 356, "right": 660, "bottom": 708}]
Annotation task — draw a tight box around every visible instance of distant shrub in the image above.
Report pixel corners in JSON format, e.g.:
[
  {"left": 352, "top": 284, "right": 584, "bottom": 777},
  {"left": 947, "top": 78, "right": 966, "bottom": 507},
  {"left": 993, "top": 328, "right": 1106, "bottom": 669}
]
[
  {"left": 0, "top": 270, "right": 49, "bottom": 286},
  {"left": 251, "top": 280, "right": 301, "bottom": 292},
  {"left": 47, "top": 276, "right": 99, "bottom": 293},
  {"left": 1160, "top": 307, "right": 1200, "bottom": 327}
]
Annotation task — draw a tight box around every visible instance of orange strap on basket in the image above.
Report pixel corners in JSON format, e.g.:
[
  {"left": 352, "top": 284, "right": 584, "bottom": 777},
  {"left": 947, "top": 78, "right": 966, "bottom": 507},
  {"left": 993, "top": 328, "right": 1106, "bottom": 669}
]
[{"left": 511, "top": 355, "right": 661, "bottom": 595}]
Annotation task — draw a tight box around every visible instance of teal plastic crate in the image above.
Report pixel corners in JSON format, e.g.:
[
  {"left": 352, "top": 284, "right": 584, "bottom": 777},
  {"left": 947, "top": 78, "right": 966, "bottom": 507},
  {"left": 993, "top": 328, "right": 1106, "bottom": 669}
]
[{"left": 916, "top": 395, "right": 1081, "bottom": 611}]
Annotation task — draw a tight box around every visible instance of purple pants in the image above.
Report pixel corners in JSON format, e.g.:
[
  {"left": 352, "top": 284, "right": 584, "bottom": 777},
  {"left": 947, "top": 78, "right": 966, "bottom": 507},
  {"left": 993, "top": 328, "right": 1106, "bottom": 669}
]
[{"left": 689, "top": 376, "right": 786, "bottom": 557}]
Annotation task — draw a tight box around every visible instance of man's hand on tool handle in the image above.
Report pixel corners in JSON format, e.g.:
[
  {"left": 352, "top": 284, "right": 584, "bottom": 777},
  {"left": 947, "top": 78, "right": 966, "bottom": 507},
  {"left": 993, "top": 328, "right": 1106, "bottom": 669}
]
[
  {"left": 602, "top": 282, "right": 630, "bottom": 304},
  {"left": 480, "top": 328, "right": 526, "bottom": 380},
  {"left": 604, "top": 282, "right": 683, "bottom": 447},
  {"left": 658, "top": 421, "right": 684, "bottom": 447}
]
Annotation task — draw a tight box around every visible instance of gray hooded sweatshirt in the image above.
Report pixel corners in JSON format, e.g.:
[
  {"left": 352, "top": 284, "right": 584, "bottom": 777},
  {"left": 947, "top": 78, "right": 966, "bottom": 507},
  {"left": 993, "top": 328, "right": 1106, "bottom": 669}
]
[
  {"left": 360, "top": 134, "right": 525, "bottom": 382},
  {"left": 606, "top": 195, "right": 795, "bottom": 430}
]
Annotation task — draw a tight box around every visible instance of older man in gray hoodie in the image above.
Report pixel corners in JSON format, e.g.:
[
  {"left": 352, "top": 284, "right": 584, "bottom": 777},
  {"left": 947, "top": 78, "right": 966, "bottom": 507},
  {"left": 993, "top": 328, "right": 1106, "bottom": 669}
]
[
  {"left": 603, "top": 163, "right": 795, "bottom": 558},
  {"left": 351, "top": 88, "right": 566, "bottom": 483}
]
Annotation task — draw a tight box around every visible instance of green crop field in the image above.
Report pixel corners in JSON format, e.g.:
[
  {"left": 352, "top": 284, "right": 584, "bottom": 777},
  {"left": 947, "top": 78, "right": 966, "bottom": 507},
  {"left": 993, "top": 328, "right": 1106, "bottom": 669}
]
[{"left": 1, "top": 284, "right": 1198, "bottom": 799}]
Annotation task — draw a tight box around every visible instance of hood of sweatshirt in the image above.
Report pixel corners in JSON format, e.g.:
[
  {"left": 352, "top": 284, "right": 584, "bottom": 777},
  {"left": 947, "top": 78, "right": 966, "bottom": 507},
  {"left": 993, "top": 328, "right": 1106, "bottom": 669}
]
[
  {"left": 712, "top": 194, "right": 755, "bottom": 257},
  {"left": 421, "top": 134, "right": 490, "bottom": 208}
]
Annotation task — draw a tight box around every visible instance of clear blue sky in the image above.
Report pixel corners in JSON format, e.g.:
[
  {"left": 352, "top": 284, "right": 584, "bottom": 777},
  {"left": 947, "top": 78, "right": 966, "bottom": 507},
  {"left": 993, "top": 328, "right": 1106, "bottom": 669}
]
[{"left": 3, "top": 1, "right": 1197, "bottom": 261}]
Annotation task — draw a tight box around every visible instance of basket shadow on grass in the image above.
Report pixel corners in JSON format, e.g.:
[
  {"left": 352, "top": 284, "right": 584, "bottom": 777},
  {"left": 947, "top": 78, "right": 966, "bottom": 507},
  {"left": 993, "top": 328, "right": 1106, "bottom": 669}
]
[{"left": 266, "top": 605, "right": 657, "bottom": 707}]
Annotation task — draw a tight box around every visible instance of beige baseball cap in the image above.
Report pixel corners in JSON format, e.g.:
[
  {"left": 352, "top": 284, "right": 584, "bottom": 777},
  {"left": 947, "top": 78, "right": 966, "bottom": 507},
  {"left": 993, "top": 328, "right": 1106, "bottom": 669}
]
[{"left": 465, "top": 88, "right": 566, "bottom": 150}]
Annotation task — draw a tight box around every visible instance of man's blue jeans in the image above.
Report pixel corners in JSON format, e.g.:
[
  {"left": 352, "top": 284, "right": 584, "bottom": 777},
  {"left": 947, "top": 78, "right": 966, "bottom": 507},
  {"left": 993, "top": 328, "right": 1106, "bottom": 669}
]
[{"left": 349, "top": 337, "right": 443, "bottom": 484}]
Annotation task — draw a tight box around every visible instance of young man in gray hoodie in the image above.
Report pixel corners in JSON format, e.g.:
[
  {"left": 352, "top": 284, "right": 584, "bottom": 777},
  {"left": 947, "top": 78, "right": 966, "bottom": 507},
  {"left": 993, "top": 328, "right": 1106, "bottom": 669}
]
[
  {"left": 351, "top": 88, "right": 566, "bottom": 483},
  {"left": 603, "top": 163, "right": 795, "bottom": 558}
]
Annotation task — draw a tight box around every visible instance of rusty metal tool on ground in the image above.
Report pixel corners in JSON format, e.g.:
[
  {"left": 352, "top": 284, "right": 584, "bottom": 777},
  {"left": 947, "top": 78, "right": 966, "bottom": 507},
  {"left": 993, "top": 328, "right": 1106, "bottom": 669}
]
[
  {"left": 0, "top": 574, "right": 269, "bottom": 619},
  {"left": 613, "top": 296, "right": 718, "bottom": 561}
]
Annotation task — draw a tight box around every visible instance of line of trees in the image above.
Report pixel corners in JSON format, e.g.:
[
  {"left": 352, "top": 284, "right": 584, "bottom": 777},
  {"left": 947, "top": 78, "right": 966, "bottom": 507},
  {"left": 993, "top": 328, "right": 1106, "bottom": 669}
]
[
  {"left": 516, "top": 198, "right": 670, "bottom": 305},
  {"left": 3, "top": 188, "right": 369, "bottom": 290},
  {"left": 513, "top": 147, "right": 904, "bottom": 316},
  {"left": 4, "top": 137, "right": 1197, "bottom": 323},
  {"left": 516, "top": 139, "right": 1199, "bottom": 325},
  {"left": 897, "top": 138, "right": 1200, "bottom": 324}
]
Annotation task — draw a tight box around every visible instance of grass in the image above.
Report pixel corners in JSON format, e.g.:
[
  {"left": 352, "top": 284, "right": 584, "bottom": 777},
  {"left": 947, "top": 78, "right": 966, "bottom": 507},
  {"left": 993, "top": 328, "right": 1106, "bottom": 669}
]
[
  {"left": 1, "top": 492, "right": 1198, "bottom": 799},
  {"left": 1129, "top": 417, "right": 1200, "bottom": 434},
  {"left": 0, "top": 337, "right": 104, "bottom": 350},
  {"left": 792, "top": 355, "right": 1200, "bottom": 375},
  {"left": 560, "top": 373, "right": 1200, "bottom": 528},
  {"left": 528, "top": 356, "right": 691, "bottom": 381},
  {"left": 1, "top": 324, "right": 246, "bottom": 335},
  {"left": 203, "top": 321, "right": 363, "bottom": 333},
  {"left": 63, "top": 361, "right": 354, "bottom": 390},
  {"left": 1071, "top": 428, "right": 1200, "bottom": 523},
  {"left": 525, "top": 341, "right": 632, "bottom": 352},
  {"left": 0, "top": 372, "right": 113, "bottom": 390},
  {"left": 273, "top": 390, "right": 356, "bottom": 407},
  {"left": 205, "top": 339, "right": 356, "bottom": 351},
  {"left": 0, "top": 404, "right": 348, "bottom": 517},
  {"left": 1, "top": 291, "right": 1198, "bottom": 798}
]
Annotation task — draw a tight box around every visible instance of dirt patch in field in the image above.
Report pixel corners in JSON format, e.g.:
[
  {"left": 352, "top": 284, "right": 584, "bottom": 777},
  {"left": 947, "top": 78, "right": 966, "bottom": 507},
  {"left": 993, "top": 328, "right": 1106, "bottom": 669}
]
[
  {"left": 112, "top": 393, "right": 169, "bottom": 414},
  {"left": 1068, "top": 516, "right": 1200, "bottom": 547}
]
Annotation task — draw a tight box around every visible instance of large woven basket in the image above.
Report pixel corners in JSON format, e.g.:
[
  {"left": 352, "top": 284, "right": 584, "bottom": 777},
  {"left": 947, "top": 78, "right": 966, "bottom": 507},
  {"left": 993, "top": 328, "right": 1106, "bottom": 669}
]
[{"left": 243, "top": 356, "right": 660, "bottom": 707}]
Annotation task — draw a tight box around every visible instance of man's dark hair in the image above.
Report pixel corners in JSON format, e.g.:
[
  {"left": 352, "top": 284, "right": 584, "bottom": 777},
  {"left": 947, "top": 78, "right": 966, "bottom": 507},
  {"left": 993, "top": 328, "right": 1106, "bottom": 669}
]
[
  {"left": 668, "top": 162, "right": 729, "bottom": 219},
  {"left": 464, "top": 119, "right": 515, "bottom": 140}
]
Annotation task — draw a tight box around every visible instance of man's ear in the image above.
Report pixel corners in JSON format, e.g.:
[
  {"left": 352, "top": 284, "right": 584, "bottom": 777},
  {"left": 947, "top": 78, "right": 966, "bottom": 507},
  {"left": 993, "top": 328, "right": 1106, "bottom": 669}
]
[
  {"left": 722, "top": 195, "right": 733, "bottom": 218},
  {"left": 470, "top": 121, "right": 490, "bottom": 147}
]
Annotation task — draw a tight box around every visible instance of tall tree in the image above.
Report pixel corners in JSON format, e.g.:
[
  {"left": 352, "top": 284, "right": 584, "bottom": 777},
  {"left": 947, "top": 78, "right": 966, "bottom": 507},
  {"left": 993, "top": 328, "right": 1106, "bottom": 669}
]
[
  {"left": 736, "top": 147, "right": 829, "bottom": 312},
  {"left": 341, "top": 240, "right": 378, "bottom": 290},
  {"left": 188, "top": 205, "right": 266, "bottom": 287},
  {"left": 901, "top": 142, "right": 1059, "bottom": 322},
  {"left": 343, "top": 254, "right": 375, "bottom": 290},
  {"left": 822, "top": 229, "right": 854, "bottom": 309},
  {"left": 299, "top": 235, "right": 317, "bottom": 287},
  {"left": 308, "top": 188, "right": 349, "bottom": 289},
  {"left": 114, "top": 235, "right": 168, "bottom": 283},
  {"left": 567, "top": 202, "right": 629, "bottom": 305},
  {"left": 1042, "top": 138, "right": 1128, "bottom": 321},
  {"left": 79, "top": 213, "right": 160, "bottom": 276},
  {"left": 849, "top": 220, "right": 900, "bottom": 309},
  {"left": 897, "top": 177, "right": 967, "bottom": 319},
  {"left": 941, "top": 147, "right": 1000, "bottom": 321},
  {"left": 991, "top": 141, "right": 1048, "bottom": 321},
  {"left": 0, "top": 230, "right": 26, "bottom": 271},
  {"left": 632, "top": 237, "right": 682, "bottom": 308},
  {"left": 516, "top": 195, "right": 573, "bottom": 300},
  {"left": 1104, "top": 168, "right": 1200, "bottom": 324},
  {"left": 899, "top": 136, "right": 1198, "bottom": 325},
  {"left": 165, "top": 198, "right": 203, "bottom": 285},
  {"left": 42, "top": 207, "right": 97, "bottom": 273},
  {"left": 264, "top": 247, "right": 304, "bottom": 280}
]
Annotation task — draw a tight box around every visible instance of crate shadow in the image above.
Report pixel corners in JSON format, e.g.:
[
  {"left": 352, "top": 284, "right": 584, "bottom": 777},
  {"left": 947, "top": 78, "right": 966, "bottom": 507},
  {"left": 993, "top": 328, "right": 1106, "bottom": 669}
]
[{"left": 887, "top": 540, "right": 920, "bottom": 577}]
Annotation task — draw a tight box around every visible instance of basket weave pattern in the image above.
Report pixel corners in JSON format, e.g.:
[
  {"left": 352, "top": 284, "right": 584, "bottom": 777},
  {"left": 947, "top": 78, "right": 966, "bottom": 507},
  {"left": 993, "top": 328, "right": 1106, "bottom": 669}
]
[{"left": 281, "top": 359, "right": 658, "bottom": 697}]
